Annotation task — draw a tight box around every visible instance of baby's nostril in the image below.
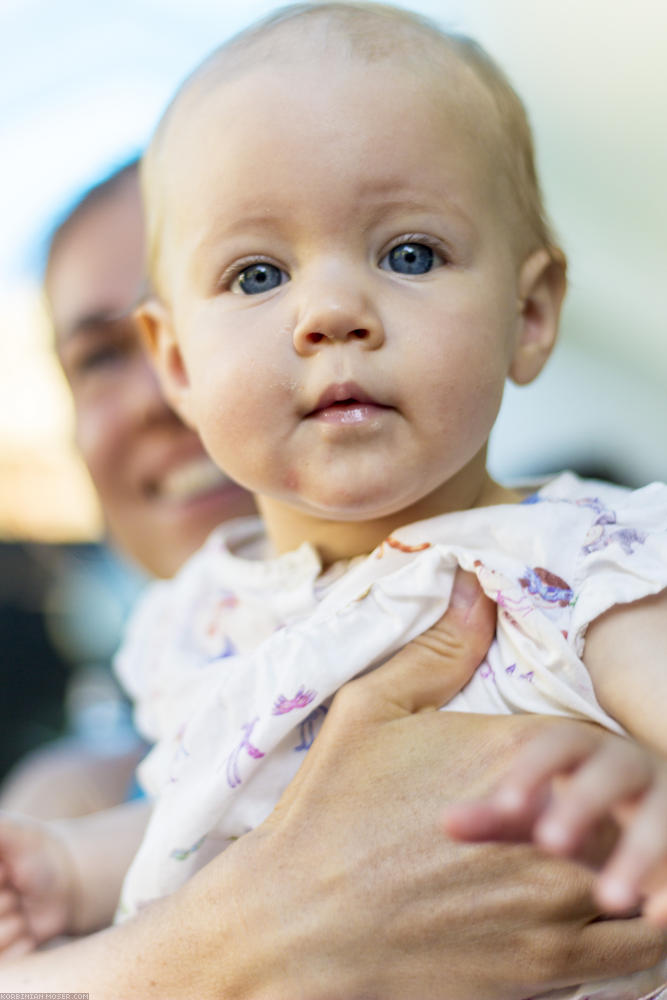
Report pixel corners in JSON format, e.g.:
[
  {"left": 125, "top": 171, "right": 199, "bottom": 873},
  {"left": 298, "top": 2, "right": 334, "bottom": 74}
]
[
  {"left": 351, "top": 328, "right": 368, "bottom": 339},
  {"left": 307, "top": 331, "right": 325, "bottom": 343}
]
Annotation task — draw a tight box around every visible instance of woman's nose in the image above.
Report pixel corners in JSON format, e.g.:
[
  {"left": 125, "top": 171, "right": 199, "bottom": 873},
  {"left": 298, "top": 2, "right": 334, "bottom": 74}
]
[{"left": 292, "top": 271, "right": 385, "bottom": 356}]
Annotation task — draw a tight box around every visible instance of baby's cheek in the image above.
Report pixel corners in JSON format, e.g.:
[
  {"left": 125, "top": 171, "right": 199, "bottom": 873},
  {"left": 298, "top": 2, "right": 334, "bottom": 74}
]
[
  {"left": 193, "top": 382, "right": 247, "bottom": 453},
  {"left": 202, "top": 396, "right": 284, "bottom": 493}
]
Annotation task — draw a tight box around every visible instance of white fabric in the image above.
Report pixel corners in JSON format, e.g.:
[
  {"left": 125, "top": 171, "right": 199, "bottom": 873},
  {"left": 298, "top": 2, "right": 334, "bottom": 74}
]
[{"left": 114, "top": 473, "right": 667, "bottom": 999}]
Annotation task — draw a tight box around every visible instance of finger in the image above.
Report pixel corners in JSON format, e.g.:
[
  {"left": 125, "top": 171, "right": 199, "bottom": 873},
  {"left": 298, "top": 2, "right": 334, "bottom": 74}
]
[
  {"left": 442, "top": 784, "right": 549, "bottom": 843},
  {"left": 534, "top": 738, "right": 651, "bottom": 855},
  {"left": 560, "top": 916, "right": 667, "bottom": 987},
  {"left": 0, "top": 912, "right": 27, "bottom": 950},
  {"left": 596, "top": 778, "right": 667, "bottom": 913},
  {"left": 0, "top": 860, "right": 15, "bottom": 888},
  {"left": 489, "top": 722, "right": 601, "bottom": 814},
  {"left": 272, "top": 571, "right": 493, "bottom": 821},
  {"left": 348, "top": 569, "right": 494, "bottom": 719},
  {"left": 0, "top": 889, "right": 19, "bottom": 918},
  {"left": 645, "top": 884, "right": 667, "bottom": 927},
  {"left": 0, "top": 934, "right": 35, "bottom": 962},
  {"left": 442, "top": 722, "right": 599, "bottom": 842}
]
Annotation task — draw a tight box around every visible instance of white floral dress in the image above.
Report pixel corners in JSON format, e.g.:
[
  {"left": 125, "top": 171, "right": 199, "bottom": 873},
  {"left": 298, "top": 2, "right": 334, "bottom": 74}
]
[{"left": 115, "top": 473, "right": 667, "bottom": 1000}]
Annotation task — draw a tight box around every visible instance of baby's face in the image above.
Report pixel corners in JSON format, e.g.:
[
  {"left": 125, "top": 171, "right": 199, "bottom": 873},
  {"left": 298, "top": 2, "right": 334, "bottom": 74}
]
[{"left": 150, "top": 56, "right": 544, "bottom": 525}]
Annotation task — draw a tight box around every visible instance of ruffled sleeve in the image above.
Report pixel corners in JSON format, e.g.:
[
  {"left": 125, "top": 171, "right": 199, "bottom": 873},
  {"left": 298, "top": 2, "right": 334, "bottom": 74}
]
[{"left": 569, "top": 481, "right": 667, "bottom": 656}]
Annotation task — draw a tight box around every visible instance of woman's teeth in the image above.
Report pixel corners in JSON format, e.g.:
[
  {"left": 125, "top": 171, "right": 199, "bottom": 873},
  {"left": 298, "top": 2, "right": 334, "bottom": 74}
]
[{"left": 159, "top": 457, "right": 231, "bottom": 500}]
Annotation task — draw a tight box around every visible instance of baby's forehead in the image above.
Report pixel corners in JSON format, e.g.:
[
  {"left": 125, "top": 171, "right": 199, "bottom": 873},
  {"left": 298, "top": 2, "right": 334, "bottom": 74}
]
[
  {"left": 159, "top": 53, "right": 499, "bottom": 221},
  {"left": 158, "top": 15, "right": 499, "bottom": 161}
]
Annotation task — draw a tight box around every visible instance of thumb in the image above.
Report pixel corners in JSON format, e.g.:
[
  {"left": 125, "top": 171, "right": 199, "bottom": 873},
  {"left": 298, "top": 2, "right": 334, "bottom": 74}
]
[
  {"left": 266, "top": 571, "right": 494, "bottom": 827},
  {"left": 336, "top": 569, "right": 495, "bottom": 724}
]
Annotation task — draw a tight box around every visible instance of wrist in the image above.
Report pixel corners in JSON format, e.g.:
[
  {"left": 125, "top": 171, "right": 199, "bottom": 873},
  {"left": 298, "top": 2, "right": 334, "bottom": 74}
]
[
  {"left": 49, "top": 819, "right": 91, "bottom": 935},
  {"left": 51, "top": 800, "right": 151, "bottom": 935},
  {"left": 171, "top": 828, "right": 357, "bottom": 1000},
  {"left": 176, "top": 832, "right": 294, "bottom": 1000}
]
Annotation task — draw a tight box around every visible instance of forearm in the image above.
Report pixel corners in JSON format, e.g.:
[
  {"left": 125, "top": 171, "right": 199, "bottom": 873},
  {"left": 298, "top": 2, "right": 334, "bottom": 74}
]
[
  {"left": 584, "top": 588, "right": 667, "bottom": 754},
  {"left": 1, "top": 833, "right": 289, "bottom": 1000},
  {"left": 0, "top": 743, "right": 146, "bottom": 819},
  {"left": 53, "top": 799, "right": 151, "bottom": 935},
  {"left": 1, "top": 902, "right": 204, "bottom": 999}
]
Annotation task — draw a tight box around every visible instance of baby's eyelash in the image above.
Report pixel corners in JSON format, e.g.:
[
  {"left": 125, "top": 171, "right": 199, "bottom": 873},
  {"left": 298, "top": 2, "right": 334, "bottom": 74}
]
[
  {"left": 385, "top": 234, "right": 449, "bottom": 259},
  {"left": 218, "top": 255, "right": 286, "bottom": 290}
]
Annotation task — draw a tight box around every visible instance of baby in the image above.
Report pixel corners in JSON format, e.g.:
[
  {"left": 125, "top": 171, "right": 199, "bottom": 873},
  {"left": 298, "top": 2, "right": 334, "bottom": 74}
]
[
  {"left": 5, "top": 4, "right": 667, "bottom": 996},
  {"left": 118, "top": 5, "right": 667, "bottom": 993}
]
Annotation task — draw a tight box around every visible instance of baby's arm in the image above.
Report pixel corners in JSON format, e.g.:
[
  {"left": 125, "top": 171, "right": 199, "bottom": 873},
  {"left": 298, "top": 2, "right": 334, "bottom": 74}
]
[
  {"left": 584, "top": 589, "right": 667, "bottom": 754},
  {"left": 0, "top": 800, "right": 150, "bottom": 956},
  {"left": 443, "top": 588, "right": 667, "bottom": 923}
]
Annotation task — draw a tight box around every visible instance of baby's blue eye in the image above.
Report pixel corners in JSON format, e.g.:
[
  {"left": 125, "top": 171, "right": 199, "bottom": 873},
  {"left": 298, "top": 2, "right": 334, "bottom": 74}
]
[
  {"left": 386, "top": 243, "right": 434, "bottom": 275},
  {"left": 236, "top": 263, "right": 284, "bottom": 295}
]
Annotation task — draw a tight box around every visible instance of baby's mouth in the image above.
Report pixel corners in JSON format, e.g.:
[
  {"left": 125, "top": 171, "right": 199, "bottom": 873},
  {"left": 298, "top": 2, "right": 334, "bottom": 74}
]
[
  {"left": 323, "top": 397, "right": 361, "bottom": 408},
  {"left": 306, "top": 382, "right": 390, "bottom": 425},
  {"left": 308, "top": 381, "right": 383, "bottom": 414}
]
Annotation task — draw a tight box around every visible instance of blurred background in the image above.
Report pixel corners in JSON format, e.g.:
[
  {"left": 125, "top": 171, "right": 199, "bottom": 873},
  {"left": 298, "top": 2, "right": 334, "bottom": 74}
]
[{"left": 0, "top": 0, "right": 665, "bottom": 779}]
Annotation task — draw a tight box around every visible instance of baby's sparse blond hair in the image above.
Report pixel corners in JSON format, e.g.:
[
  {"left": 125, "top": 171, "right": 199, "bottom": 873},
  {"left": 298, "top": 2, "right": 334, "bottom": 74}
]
[{"left": 143, "top": 1, "right": 562, "bottom": 295}]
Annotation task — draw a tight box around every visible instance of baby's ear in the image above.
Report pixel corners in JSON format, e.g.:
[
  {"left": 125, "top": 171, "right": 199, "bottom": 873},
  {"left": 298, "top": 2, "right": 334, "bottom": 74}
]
[
  {"left": 509, "top": 248, "right": 567, "bottom": 386},
  {"left": 134, "top": 297, "right": 195, "bottom": 427}
]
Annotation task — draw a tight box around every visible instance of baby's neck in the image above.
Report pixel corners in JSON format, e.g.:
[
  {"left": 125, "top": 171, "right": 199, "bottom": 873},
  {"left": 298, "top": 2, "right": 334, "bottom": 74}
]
[{"left": 256, "top": 469, "right": 521, "bottom": 568}]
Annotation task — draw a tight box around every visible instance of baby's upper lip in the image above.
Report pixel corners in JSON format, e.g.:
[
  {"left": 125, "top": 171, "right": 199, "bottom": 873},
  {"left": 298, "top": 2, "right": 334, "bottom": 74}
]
[{"left": 308, "top": 381, "right": 384, "bottom": 414}]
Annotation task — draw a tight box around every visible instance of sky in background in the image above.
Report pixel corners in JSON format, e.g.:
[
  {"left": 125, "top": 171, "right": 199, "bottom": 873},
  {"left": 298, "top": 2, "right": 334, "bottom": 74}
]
[
  {"left": 1, "top": 0, "right": 273, "bottom": 282},
  {"left": 1, "top": 0, "right": 666, "bottom": 538}
]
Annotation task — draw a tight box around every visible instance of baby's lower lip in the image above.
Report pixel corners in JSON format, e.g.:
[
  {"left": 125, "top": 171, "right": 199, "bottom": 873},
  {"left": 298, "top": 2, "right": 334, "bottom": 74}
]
[{"left": 310, "top": 401, "right": 387, "bottom": 424}]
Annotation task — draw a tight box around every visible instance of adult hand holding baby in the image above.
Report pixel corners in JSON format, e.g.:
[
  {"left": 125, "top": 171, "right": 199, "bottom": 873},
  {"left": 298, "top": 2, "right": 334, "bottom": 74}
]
[{"left": 229, "top": 570, "right": 665, "bottom": 1000}]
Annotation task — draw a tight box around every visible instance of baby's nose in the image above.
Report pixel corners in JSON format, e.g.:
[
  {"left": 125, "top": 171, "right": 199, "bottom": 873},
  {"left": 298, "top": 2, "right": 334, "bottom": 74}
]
[{"left": 292, "top": 279, "right": 384, "bottom": 355}]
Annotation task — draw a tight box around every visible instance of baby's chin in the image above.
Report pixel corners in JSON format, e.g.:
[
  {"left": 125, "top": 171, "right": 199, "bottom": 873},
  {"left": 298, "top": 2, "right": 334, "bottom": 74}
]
[{"left": 291, "top": 486, "right": 446, "bottom": 525}]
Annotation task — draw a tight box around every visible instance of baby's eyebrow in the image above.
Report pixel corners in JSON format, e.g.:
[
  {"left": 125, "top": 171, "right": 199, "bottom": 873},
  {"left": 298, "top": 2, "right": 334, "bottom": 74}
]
[
  {"left": 185, "top": 187, "right": 477, "bottom": 280},
  {"left": 228, "top": 212, "right": 285, "bottom": 232},
  {"left": 198, "top": 212, "right": 287, "bottom": 241},
  {"left": 187, "top": 212, "right": 284, "bottom": 258},
  {"left": 185, "top": 215, "right": 287, "bottom": 283},
  {"left": 359, "top": 188, "right": 476, "bottom": 232}
]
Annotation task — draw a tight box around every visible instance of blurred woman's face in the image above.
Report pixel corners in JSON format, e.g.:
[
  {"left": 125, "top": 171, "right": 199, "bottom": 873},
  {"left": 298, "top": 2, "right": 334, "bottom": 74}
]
[{"left": 47, "top": 174, "right": 255, "bottom": 578}]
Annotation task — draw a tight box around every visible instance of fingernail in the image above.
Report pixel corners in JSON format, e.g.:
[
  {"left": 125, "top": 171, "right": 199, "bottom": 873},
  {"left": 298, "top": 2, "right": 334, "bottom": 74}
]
[
  {"left": 536, "top": 820, "right": 570, "bottom": 850},
  {"left": 598, "top": 877, "right": 636, "bottom": 911},
  {"left": 495, "top": 786, "right": 525, "bottom": 812}
]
